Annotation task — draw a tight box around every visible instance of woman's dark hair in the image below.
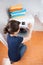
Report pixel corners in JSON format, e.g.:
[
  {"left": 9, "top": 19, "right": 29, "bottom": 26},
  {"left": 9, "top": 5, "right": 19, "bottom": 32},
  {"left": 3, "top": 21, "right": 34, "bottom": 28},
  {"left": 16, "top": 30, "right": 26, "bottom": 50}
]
[{"left": 4, "top": 20, "right": 20, "bottom": 34}]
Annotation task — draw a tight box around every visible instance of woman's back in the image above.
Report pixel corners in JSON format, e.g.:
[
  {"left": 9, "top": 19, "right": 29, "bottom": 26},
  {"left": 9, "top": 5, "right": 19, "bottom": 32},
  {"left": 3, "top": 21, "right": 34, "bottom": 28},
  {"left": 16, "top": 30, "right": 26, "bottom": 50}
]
[{"left": 7, "top": 34, "right": 23, "bottom": 62}]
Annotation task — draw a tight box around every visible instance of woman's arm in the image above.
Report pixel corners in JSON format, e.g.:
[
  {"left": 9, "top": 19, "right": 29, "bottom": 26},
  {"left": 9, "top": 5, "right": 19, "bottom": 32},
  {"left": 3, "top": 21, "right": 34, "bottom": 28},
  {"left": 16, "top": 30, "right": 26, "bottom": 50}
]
[{"left": 23, "top": 23, "right": 32, "bottom": 43}]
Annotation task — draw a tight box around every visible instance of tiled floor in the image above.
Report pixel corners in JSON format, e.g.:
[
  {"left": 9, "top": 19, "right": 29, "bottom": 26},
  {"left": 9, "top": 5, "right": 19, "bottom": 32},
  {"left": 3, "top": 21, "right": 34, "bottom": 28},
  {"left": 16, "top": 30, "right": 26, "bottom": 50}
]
[{"left": 0, "top": 31, "right": 43, "bottom": 65}]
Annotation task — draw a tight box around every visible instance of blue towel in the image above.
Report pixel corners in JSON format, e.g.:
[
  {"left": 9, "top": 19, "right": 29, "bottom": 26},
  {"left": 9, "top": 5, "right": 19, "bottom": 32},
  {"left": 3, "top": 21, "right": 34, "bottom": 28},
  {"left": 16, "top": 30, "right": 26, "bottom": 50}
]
[
  {"left": 10, "top": 12, "right": 26, "bottom": 17},
  {"left": 11, "top": 13, "right": 25, "bottom": 17}
]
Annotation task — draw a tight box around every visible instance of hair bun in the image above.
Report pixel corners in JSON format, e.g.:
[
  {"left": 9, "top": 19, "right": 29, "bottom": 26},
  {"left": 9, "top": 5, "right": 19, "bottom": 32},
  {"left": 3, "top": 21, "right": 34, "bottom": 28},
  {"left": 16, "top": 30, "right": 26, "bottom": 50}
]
[{"left": 4, "top": 26, "right": 8, "bottom": 34}]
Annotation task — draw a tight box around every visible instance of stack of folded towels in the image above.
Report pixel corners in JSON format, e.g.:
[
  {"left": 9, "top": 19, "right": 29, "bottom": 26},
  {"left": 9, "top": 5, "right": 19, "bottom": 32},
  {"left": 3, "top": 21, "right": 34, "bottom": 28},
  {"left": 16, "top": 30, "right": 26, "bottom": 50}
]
[{"left": 8, "top": 4, "right": 27, "bottom": 18}]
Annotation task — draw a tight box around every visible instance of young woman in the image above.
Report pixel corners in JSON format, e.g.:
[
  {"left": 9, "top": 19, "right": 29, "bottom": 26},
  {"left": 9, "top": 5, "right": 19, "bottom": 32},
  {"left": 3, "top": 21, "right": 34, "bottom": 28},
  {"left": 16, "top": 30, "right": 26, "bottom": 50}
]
[{"left": 4, "top": 20, "right": 27, "bottom": 64}]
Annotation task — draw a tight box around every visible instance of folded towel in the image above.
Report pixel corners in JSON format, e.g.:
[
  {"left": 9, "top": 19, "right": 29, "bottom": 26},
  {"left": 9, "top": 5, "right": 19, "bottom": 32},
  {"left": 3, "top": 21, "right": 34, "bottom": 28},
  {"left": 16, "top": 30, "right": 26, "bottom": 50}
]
[
  {"left": 11, "top": 13, "right": 26, "bottom": 17},
  {"left": 9, "top": 4, "right": 22, "bottom": 12},
  {"left": 9, "top": 8, "right": 22, "bottom": 12},
  {"left": 10, "top": 12, "right": 26, "bottom": 16}
]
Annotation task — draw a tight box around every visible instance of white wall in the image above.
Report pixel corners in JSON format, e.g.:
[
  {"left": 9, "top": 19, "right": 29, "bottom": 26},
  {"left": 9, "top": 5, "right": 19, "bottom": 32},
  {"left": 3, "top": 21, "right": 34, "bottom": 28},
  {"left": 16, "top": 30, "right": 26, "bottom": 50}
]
[{"left": 0, "top": 0, "right": 43, "bottom": 34}]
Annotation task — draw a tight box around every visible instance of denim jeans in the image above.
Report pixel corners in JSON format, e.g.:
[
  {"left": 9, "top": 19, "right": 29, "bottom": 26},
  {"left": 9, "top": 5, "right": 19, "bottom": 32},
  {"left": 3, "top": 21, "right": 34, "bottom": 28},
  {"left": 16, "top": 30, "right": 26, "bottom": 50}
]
[
  {"left": 19, "top": 43, "right": 27, "bottom": 57},
  {"left": 11, "top": 43, "right": 27, "bottom": 64}
]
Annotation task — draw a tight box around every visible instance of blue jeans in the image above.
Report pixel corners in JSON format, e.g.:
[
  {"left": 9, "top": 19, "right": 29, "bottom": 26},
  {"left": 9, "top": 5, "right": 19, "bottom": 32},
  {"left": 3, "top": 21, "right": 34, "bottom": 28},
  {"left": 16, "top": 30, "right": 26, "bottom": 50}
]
[
  {"left": 19, "top": 43, "right": 27, "bottom": 57},
  {"left": 11, "top": 43, "right": 27, "bottom": 64}
]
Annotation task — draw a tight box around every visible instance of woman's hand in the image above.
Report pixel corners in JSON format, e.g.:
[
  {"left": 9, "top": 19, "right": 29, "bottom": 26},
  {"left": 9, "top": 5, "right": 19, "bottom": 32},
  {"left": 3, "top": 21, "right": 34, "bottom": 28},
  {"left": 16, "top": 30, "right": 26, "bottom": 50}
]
[{"left": 28, "top": 23, "right": 32, "bottom": 30}]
